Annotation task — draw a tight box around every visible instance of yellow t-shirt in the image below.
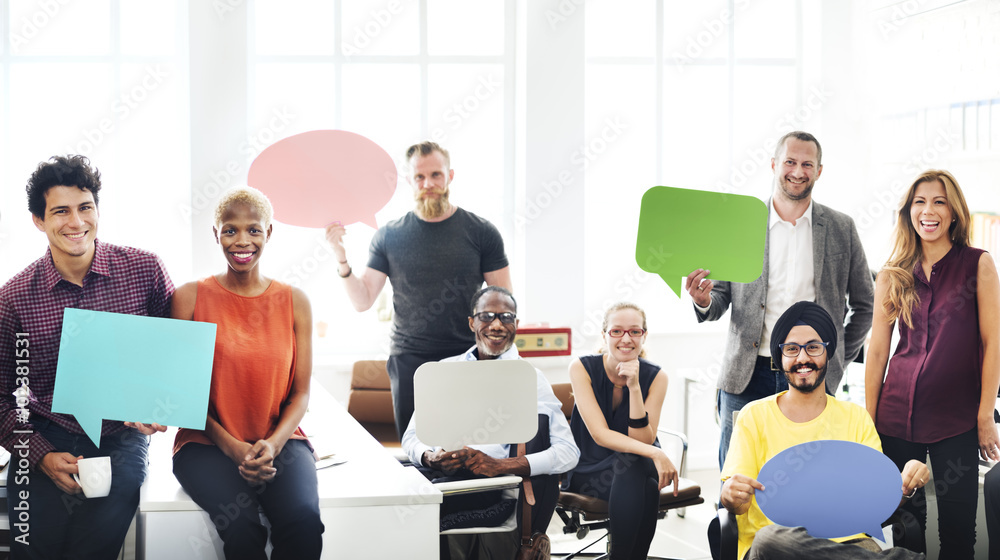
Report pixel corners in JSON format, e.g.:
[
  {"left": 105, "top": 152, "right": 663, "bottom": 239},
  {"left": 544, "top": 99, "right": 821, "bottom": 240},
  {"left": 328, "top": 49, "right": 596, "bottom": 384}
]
[{"left": 720, "top": 392, "right": 882, "bottom": 560}]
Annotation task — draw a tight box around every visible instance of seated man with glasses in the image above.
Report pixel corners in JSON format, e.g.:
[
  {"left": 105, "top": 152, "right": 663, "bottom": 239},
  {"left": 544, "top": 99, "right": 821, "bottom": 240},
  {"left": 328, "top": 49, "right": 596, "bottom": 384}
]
[
  {"left": 721, "top": 301, "right": 929, "bottom": 560},
  {"left": 402, "top": 286, "right": 579, "bottom": 558}
]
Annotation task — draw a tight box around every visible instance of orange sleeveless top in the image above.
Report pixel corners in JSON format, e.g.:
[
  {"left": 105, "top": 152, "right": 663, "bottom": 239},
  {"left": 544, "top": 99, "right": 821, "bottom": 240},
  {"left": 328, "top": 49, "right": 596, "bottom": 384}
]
[{"left": 174, "top": 277, "right": 306, "bottom": 453}]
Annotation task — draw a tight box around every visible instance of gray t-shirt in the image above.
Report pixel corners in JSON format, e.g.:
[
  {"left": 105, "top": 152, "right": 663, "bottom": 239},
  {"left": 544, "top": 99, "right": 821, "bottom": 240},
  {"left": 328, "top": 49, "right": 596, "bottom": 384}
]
[{"left": 367, "top": 207, "right": 509, "bottom": 355}]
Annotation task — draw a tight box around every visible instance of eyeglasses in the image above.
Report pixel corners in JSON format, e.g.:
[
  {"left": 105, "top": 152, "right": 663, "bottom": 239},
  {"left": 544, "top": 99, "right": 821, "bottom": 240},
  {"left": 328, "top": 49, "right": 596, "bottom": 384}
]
[
  {"left": 473, "top": 312, "right": 516, "bottom": 324},
  {"left": 606, "top": 328, "right": 646, "bottom": 338},
  {"left": 778, "top": 341, "right": 829, "bottom": 358}
]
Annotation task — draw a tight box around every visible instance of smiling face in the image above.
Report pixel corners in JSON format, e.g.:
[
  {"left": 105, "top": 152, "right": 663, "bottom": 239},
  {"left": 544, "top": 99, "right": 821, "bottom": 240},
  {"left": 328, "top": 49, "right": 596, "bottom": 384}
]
[
  {"left": 409, "top": 150, "right": 453, "bottom": 219},
  {"left": 32, "top": 185, "right": 99, "bottom": 262},
  {"left": 603, "top": 308, "right": 647, "bottom": 362},
  {"left": 469, "top": 290, "right": 518, "bottom": 359},
  {"left": 214, "top": 202, "right": 272, "bottom": 273},
  {"left": 780, "top": 324, "right": 828, "bottom": 394},
  {"left": 909, "top": 179, "right": 954, "bottom": 246},
  {"left": 772, "top": 138, "right": 822, "bottom": 203}
]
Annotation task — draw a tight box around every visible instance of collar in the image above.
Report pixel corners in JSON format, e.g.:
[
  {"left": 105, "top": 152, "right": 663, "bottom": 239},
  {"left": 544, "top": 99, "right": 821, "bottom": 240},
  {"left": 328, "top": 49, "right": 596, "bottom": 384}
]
[
  {"left": 768, "top": 198, "right": 814, "bottom": 230},
  {"left": 40, "top": 238, "right": 110, "bottom": 291},
  {"left": 461, "top": 344, "right": 521, "bottom": 362}
]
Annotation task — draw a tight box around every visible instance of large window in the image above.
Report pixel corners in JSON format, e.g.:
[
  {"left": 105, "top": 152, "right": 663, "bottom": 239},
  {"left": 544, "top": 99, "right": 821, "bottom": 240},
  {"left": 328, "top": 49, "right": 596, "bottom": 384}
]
[
  {"left": 246, "top": 0, "right": 515, "bottom": 359},
  {"left": 0, "top": 1, "right": 190, "bottom": 283},
  {"left": 581, "top": 0, "right": 811, "bottom": 336}
]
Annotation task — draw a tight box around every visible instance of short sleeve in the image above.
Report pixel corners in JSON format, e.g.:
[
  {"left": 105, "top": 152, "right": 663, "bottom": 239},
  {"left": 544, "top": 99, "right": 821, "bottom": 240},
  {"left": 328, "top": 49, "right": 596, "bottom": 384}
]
[
  {"left": 147, "top": 255, "right": 175, "bottom": 318},
  {"left": 367, "top": 227, "right": 390, "bottom": 276},
  {"left": 721, "top": 409, "right": 760, "bottom": 482},
  {"left": 478, "top": 218, "right": 508, "bottom": 274}
]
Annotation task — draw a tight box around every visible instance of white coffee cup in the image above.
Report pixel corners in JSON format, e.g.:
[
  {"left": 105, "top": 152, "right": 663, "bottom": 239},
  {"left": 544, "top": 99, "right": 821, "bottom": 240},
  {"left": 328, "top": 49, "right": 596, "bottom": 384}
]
[{"left": 73, "top": 456, "right": 112, "bottom": 498}]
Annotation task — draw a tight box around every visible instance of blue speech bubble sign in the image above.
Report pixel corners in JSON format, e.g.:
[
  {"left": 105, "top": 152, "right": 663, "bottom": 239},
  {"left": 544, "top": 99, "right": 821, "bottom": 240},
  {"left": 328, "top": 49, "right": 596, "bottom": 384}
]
[
  {"left": 635, "top": 186, "right": 767, "bottom": 298},
  {"left": 756, "top": 440, "right": 901, "bottom": 541},
  {"left": 52, "top": 309, "right": 216, "bottom": 445}
]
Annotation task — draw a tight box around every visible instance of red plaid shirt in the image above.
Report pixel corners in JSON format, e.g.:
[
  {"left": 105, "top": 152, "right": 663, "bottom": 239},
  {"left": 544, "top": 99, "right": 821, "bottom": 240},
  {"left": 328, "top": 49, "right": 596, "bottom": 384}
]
[{"left": 0, "top": 239, "right": 174, "bottom": 467}]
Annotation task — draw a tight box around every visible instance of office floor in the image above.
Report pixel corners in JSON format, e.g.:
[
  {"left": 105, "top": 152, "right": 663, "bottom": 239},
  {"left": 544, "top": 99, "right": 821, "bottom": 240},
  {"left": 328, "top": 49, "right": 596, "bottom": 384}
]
[{"left": 548, "top": 468, "right": 719, "bottom": 560}]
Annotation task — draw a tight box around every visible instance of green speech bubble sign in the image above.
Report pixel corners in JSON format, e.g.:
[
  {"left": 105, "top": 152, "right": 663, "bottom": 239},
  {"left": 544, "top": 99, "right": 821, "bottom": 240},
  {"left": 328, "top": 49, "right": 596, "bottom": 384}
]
[{"left": 635, "top": 186, "right": 768, "bottom": 297}]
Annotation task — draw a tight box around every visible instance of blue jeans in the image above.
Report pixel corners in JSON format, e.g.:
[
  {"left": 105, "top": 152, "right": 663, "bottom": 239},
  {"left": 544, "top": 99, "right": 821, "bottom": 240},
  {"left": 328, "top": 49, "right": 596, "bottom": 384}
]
[
  {"left": 173, "top": 439, "right": 324, "bottom": 560},
  {"left": 718, "top": 356, "right": 788, "bottom": 471},
  {"left": 8, "top": 419, "right": 150, "bottom": 560}
]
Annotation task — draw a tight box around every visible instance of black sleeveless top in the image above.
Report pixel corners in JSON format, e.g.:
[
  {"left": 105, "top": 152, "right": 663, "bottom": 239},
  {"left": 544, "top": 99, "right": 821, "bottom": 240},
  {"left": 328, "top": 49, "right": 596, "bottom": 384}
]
[{"left": 569, "top": 354, "right": 661, "bottom": 474}]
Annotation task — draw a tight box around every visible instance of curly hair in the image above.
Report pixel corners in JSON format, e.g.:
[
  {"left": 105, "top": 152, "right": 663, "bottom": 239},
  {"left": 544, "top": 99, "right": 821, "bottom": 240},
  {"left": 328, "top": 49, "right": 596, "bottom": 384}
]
[{"left": 26, "top": 155, "right": 102, "bottom": 218}]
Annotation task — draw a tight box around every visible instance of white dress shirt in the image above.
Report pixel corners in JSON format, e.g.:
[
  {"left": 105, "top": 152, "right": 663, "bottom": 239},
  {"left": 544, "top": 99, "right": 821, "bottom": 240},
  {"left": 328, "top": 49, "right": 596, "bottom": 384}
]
[
  {"left": 401, "top": 345, "right": 580, "bottom": 476},
  {"left": 760, "top": 198, "right": 816, "bottom": 356}
]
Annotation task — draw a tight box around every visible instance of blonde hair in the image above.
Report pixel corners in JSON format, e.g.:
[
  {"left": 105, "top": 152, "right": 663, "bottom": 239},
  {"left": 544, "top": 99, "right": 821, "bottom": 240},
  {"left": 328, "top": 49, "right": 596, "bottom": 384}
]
[
  {"left": 214, "top": 186, "right": 274, "bottom": 228},
  {"left": 881, "top": 170, "right": 970, "bottom": 328},
  {"left": 598, "top": 301, "right": 648, "bottom": 358}
]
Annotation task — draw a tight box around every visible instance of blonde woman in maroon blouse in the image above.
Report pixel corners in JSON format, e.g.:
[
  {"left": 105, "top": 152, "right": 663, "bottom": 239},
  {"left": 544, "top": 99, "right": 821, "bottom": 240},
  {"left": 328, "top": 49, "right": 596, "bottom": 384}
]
[{"left": 865, "top": 169, "right": 1000, "bottom": 559}]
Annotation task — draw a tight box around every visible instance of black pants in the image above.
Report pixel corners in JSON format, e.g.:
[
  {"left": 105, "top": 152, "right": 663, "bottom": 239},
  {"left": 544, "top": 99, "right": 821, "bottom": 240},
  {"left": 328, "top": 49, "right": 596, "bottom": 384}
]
[
  {"left": 880, "top": 428, "right": 979, "bottom": 559},
  {"left": 566, "top": 454, "right": 660, "bottom": 560},
  {"left": 985, "top": 464, "right": 1000, "bottom": 560},
  {"left": 173, "top": 440, "right": 324, "bottom": 560},
  {"left": 387, "top": 348, "right": 468, "bottom": 439}
]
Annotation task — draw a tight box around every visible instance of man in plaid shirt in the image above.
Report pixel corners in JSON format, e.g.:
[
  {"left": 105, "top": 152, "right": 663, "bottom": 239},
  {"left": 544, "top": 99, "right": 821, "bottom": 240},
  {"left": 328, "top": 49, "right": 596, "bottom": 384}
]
[{"left": 0, "top": 155, "right": 174, "bottom": 559}]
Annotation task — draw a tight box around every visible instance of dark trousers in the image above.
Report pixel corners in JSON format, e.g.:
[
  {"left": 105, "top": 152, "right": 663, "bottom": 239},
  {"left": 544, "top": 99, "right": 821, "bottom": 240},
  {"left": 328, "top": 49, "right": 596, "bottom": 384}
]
[
  {"left": 8, "top": 420, "right": 149, "bottom": 560},
  {"left": 567, "top": 454, "right": 660, "bottom": 560},
  {"left": 985, "top": 463, "right": 1000, "bottom": 560},
  {"left": 718, "top": 356, "right": 789, "bottom": 470},
  {"left": 172, "top": 440, "right": 324, "bottom": 560},
  {"left": 387, "top": 348, "right": 468, "bottom": 439},
  {"left": 880, "top": 428, "right": 979, "bottom": 559}
]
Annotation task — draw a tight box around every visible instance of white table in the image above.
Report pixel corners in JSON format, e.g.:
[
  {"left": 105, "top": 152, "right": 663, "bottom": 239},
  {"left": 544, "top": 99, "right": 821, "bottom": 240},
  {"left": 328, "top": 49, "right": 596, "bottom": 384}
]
[{"left": 136, "top": 382, "right": 442, "bottom": 559}]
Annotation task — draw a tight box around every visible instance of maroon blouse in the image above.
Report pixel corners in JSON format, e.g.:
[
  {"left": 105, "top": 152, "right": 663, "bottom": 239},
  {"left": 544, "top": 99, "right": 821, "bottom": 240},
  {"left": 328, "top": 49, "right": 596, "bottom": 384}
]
[{"left": 876, "top": 245, "right": 984, "bottom": 443}]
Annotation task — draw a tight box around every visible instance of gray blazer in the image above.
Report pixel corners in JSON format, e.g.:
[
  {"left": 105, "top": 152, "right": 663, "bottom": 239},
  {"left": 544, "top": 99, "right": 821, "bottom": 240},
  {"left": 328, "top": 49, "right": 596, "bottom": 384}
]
[{"left": 696, "top": 201, "right": 875, "bottom": 394}]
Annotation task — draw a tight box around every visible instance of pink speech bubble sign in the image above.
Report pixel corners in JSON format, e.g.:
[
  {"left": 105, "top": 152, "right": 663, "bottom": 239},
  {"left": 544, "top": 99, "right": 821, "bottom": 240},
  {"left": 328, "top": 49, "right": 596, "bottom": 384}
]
[{"left": 247, "top": 130, "right": 397, "bottom": 229}]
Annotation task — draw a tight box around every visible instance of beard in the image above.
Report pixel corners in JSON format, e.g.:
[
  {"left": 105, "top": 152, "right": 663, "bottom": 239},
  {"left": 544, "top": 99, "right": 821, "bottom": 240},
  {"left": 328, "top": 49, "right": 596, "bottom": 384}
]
[
  {"left": 414, "top": 188, "right": 450, "bottom": 219},
  {"left": 777, "top": 175, "right": 815, "bottom": 202},
  {"left": 782, "top": 361, "right": 828, "bottom": 394}
]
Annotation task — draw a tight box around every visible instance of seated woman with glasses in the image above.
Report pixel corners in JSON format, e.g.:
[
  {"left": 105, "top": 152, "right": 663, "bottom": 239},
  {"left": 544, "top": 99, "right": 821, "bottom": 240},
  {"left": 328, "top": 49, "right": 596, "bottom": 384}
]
[
  {"left": 170, "top": 186, "right": 324, "bottom": 559},
  {"left": 565, "top": 302, "right": 679, "bottom": 559}
]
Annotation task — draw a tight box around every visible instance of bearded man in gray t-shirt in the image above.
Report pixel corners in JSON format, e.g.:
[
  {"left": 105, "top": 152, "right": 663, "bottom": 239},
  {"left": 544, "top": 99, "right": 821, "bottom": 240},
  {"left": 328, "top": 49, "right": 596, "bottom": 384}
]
[{"left": 326, "top": 141, "right": 511, "bottom": 438}]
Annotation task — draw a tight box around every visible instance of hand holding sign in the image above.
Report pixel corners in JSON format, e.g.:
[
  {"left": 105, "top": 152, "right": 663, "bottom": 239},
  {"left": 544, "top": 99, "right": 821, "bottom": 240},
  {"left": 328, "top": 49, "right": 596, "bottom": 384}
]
[
  {"left": 53, "top": 309, "right": 216, "bottom": 446},
  {"left": 247, "top": 130, "right": 397, "bottom": 229},
  {"left": 635, "top": 186, "right": 767, "bottom": 297},
  {"left": 756, "top": 440, "right": 901, "bottom": 541}
]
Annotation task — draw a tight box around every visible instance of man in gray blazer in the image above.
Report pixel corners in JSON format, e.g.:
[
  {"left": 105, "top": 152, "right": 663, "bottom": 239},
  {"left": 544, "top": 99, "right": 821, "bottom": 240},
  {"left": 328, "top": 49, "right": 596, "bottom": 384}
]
[{"left": 685, "top": 131, "right": 874, "bottom": 470}]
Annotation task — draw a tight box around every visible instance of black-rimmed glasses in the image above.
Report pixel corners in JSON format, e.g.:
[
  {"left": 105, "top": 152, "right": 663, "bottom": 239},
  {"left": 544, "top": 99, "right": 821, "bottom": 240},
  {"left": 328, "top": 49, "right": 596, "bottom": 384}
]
[
  {"left": 778, "top": 341, "right": 829, "bottom": 358},
  {"left": 473, "top": 312, "right": 516, "bottom": 324}
]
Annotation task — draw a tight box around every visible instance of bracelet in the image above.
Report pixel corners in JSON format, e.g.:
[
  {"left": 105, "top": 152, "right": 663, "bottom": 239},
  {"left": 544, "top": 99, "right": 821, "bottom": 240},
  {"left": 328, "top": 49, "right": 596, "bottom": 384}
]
[
  {"left": 338, "top": 265, "right": 352, "bottom": 278},
  {"left": 338, "top": 260, "right": 348, "bottom": 265},
  {"left": 628, "top": 412, "right": 649, "bottom": 429}
]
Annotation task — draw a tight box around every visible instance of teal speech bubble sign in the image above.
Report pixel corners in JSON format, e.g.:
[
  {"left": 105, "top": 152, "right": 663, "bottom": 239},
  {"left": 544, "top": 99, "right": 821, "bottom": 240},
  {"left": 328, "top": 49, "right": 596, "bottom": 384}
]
[
  {"left": 635, "top": 186, "right": 767, "bottom": 297},
  {"left": 756, "top": 440, "right": 902, "bottom": 541},
  {"left": 52, "top": 309, "right": 216, "bottom": 446}
]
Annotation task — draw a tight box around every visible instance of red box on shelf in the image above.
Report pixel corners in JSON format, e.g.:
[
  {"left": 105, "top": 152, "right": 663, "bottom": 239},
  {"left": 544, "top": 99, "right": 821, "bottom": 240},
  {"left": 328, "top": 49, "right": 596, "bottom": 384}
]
[{"left": 514, "top": 327, "right": 572, "bottom": 357}]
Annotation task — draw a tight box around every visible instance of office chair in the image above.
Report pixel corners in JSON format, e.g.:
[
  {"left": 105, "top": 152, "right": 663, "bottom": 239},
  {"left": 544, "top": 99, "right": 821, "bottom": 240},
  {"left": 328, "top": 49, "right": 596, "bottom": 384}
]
[
  {"left": 414, "top": 359, "right": 544, "bottom": 555},
  {"left": 550, "top": 383, "right": 706, "bottom": 559}
]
